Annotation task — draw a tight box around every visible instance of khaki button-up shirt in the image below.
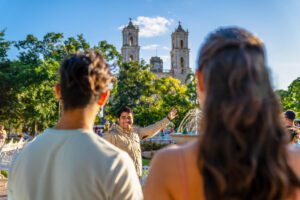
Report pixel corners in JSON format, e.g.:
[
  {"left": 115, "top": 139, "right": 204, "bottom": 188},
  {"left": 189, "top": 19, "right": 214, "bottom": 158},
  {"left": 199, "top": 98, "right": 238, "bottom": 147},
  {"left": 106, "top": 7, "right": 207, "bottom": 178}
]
[{"left": 103, "top": 118, "right": 169, "bottom": 177}]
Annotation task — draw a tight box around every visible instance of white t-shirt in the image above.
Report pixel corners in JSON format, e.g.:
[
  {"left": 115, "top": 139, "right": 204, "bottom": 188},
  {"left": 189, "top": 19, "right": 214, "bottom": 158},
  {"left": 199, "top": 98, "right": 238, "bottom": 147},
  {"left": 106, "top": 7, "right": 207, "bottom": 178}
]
[{"left": 8, "top": 128, "right": 143, "bottom": 200}]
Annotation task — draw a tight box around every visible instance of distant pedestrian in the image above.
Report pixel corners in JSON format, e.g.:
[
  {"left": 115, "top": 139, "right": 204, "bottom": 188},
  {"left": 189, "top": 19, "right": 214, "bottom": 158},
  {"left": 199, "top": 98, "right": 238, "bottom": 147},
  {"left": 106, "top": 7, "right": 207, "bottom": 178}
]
[
  {"left": 284, "top": 110, "right": 300, "bottom": 143},
  {"left": 0, "top": 125, "right": 7, "bottom": 145}
]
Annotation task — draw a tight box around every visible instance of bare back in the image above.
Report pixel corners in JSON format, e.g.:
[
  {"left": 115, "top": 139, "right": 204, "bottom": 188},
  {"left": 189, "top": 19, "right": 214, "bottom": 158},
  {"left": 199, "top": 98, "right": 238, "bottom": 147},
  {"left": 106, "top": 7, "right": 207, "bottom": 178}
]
[
  {"left": 144, "top": 141, "right": 300, "bottom": 200},
  {"left": 144, "top": 141, "right": 204, "bottom": 200}
]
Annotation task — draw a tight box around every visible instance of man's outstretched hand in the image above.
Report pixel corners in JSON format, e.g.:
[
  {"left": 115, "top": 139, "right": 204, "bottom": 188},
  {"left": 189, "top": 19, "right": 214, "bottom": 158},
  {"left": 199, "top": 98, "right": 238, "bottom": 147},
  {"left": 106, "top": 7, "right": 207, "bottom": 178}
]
[{"left": 167, "top": 108, "right": 178, "bottom": 120}]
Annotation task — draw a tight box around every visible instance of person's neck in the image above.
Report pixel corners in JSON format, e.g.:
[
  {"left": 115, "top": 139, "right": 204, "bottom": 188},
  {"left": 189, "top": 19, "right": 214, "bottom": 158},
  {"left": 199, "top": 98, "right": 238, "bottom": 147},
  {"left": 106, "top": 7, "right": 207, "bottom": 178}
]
[
  {"left": 55, "top": 106, "right": 98, "bottom": 131},
  {"left": 117, "top": 124, "right": 132, "bottom": 134}
]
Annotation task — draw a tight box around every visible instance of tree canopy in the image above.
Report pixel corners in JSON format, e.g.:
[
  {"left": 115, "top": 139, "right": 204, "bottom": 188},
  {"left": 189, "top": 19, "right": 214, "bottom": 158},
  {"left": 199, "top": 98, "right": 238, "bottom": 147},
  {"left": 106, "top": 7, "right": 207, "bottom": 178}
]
[
  {"left": 0, "top": 32, "right": 120, "bottom": 134},
  {"left": 105, "top": 61, "right": 197, "bottom": 126},
  {"left": 276, "top": 77, "right": 300, "bottom": 117},
  {"left": 1, "top": 31, "right": 197, "bottom": 134},
  {"left": 4, "top": 30, "right": 297, "bottom": 135}
]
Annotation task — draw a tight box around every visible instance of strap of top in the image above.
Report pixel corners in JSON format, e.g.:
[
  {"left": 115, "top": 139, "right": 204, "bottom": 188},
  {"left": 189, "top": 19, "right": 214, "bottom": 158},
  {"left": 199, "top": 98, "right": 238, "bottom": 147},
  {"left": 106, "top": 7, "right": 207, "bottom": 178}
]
[{"left": 179, "top": 148, "right": 189, "bottom": 200}]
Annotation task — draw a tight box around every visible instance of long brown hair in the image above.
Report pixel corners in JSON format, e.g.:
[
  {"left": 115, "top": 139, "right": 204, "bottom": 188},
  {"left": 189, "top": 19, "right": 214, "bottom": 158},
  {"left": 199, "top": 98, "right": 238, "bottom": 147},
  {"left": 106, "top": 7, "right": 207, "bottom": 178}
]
[{"left": 197, "top": 27, "right": 299, "bottom": 200}]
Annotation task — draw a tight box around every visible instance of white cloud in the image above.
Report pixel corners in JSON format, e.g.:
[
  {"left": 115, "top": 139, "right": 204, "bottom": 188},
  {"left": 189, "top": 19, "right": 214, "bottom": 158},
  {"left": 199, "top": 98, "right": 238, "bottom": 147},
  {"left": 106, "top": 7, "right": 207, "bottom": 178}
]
[
  {"left": 135, "top": 16, "right": 173, "bottom": 37},
  {"left": 141, "top": 44, "right": 159, "bottom": 50},
  {"left": 119, "top": 16, "right": 174, "bottom": 37},
  {"left": 162, "top": 46, "right": 171, "bottom": 51},
  {"left": 142, "top": 44, "right": 171, "bottom": 51},
  {"left": 118, "top": 25, "right": 125, "bottom": 30}
]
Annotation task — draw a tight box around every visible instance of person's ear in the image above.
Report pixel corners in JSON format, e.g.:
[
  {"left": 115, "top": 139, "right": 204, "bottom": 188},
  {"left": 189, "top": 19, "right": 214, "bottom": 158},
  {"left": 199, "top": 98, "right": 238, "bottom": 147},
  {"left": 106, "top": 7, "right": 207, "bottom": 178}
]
[
  {"left": 98, "top": 90, "right": 110, "bottom": 106},
  {"left": 196, "top": 70, "right": 204, "bottom": 92},
  {"left": 196, "top": 70, "right": 205, "bottom": 107},
  {"left": 55, "top": 83, "right": 61, "bottom": 100}
]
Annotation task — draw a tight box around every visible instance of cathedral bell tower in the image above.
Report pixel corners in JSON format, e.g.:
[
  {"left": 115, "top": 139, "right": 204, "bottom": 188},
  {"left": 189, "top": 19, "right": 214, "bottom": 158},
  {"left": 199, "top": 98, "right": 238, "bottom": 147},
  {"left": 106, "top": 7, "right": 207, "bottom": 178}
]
[
  {"left": 170, "top": 22, "right": 191, "bottom": 82},
  {"left": 121, "top": 18, "right": 140, "bottom": 63}
]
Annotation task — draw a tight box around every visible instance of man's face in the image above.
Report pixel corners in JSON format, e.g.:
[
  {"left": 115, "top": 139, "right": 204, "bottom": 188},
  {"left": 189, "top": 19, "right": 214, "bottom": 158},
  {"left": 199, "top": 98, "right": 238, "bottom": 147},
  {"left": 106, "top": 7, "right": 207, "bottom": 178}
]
[
  {"left": 284, "top": 117, "right": 293, "bottom": 127},
  {"left": 118, "top": 112, "right": 134, "bottom": 130}
]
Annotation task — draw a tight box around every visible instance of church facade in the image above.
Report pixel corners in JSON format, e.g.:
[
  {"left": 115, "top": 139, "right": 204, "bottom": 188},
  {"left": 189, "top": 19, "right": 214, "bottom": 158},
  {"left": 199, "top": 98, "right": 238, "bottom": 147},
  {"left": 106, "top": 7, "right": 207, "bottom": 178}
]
[{"left": 121, "top": 19, "right": 192, "bottom": 83}]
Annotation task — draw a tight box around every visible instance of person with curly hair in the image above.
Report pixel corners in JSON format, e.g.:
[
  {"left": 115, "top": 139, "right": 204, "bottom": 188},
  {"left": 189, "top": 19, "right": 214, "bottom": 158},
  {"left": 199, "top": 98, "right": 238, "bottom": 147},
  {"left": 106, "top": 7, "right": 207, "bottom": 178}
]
[{"left": 9, "top": 50, "right": 143, "bottom": 200}]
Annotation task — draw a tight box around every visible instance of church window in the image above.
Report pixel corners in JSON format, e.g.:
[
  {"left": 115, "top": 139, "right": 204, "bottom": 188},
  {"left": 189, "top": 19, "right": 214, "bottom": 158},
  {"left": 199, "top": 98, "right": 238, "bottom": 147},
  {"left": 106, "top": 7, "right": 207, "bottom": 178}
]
[
  {"left": 129, "top": 55, "right": 134, "bottom": 61},
  {"left": 129, "top": 36, "right": 133, "bottom": 46},
  {"left": 172, "top": 39, "right": 174, "bottom": 48},
  {"left": 180, "top": 57, "right": 184, "bottom": 73},
  {"left": 180, "top": 40, "right": 184, "bottom": 48}
]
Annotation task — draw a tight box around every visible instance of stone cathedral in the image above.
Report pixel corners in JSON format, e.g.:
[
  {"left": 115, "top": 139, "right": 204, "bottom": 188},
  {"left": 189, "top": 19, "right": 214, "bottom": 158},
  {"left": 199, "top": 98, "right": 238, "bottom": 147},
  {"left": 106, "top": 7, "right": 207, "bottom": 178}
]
[{"left": 121, "top": 19, "right": 192, "bottom": 83}]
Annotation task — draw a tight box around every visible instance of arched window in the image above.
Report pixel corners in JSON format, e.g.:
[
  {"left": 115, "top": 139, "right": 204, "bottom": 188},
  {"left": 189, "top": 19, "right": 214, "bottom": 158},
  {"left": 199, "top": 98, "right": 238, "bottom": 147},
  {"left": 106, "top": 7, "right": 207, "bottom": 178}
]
[
  {"left": 129, "top": 37, "right": 133, "bottom": 46},
  {"left": 180, "top": 40, "right": 184, "bottom": 48},
  {"left": 180, "top": 57, "right": 184, "bottom": 73},
  {"left": 129, "top": 55, "right": 134, "bottom": 61},
  {"left": 172, "top": 38, "right": 175, "bottom": 49}
]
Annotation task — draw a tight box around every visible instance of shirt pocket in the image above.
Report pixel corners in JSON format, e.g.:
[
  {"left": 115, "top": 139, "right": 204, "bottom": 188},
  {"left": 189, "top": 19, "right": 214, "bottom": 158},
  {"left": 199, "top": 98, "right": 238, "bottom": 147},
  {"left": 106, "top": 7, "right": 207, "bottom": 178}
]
[
  {"left": 117, "top": 136, "right": 130, "bottom": 151},
  {"left": 134, "top": 137, "right": 141, "bottom": 154}
]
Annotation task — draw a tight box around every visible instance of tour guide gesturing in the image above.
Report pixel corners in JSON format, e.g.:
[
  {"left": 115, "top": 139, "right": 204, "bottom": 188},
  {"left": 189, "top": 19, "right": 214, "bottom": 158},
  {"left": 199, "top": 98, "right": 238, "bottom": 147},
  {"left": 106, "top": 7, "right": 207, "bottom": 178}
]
[{"left": 103, "top": 107, "right": 177, "bottom": 177}]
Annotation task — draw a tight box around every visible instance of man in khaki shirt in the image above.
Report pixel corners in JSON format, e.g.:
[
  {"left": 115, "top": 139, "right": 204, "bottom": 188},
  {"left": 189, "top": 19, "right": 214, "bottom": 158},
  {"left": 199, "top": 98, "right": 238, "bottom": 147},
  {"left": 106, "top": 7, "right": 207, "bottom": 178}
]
[{"left": 103, "top": 107, "right": 177, "bottom": 177}]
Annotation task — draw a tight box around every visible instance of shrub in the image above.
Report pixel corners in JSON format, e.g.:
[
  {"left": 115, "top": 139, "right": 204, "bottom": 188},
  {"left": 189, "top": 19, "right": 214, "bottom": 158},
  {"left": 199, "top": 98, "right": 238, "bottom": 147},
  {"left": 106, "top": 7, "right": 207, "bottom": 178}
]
[{"left": 141, "top": 141, "right": 169, "bottom": 151}]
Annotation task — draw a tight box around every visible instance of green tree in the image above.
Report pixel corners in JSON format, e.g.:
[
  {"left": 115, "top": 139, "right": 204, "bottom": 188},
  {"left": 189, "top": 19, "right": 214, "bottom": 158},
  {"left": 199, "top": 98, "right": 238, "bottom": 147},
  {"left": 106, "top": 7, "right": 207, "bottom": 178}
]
[
  {"left": 94, "top": 40, "right": 121, "bottom": 63},
  {"left": 0, "top": 30, "right": 11, "bottom": 62},
  {"left": 106, "top": 61, "right": 197, "bottom": 127},
  {"left": 0, "top": 30, "right": 17, "bottom": 130},
  {"left": 106, "top": 61, "right": 156, "bottom": 121},
  {"left": 1, "top": 32, "right": 121, "bottom": 134},
  {"left": 276, "top": 77, "right": 300, "bottom": 117},
  {"left": 0, "top": 62, "right": 21, "bottom": 128},
  {"left": 151, "top": 76, "right": 197, "bottom": 126}
]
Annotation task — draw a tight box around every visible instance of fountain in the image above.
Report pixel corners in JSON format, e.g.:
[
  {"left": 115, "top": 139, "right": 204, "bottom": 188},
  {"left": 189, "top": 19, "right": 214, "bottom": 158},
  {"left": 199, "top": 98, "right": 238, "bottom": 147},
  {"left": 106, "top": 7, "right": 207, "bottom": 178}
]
[{"left": 170, "top": 108, "right": 202, "bottom": 144}]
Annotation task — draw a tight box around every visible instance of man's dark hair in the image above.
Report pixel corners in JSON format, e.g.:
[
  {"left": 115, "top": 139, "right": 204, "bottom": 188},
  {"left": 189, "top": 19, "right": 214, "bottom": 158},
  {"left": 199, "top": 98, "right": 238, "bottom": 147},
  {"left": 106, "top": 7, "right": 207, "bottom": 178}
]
[
  {"left": 60, "top": 50, "right": 112, "bottom": 111},
  {"left": 117, "top": 107, "right": 133, "bottom": 118},
  {"left": 285, "top": 110, "right": 296, "bottom": 121}
]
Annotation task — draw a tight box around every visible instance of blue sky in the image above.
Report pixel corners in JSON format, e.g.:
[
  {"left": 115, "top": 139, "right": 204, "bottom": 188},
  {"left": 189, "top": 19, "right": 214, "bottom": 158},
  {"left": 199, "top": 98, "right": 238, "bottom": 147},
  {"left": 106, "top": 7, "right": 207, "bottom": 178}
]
[{"left": 1, "top": 0, "right": 299, "bottom": 89}]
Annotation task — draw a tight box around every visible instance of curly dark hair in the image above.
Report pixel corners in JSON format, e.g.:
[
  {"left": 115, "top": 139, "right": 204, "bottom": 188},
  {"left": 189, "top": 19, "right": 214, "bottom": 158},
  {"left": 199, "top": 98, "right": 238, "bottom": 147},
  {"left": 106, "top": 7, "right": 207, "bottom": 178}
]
[
  {"left": 117, "top": 106, "right": 133, "bottom": 118},
  {"left": 60, "top": 50, "right": 113, "bottom": 110},
  {"left": 197, "top": 27, "right": 300, "bottom": 200}
]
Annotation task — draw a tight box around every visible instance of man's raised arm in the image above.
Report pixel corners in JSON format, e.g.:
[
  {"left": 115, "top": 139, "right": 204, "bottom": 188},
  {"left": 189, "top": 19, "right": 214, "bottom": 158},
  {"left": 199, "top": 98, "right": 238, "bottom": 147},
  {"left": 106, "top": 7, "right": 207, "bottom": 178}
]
[{"left": 137, "top": 108, "right": 177, "bottom": 140}]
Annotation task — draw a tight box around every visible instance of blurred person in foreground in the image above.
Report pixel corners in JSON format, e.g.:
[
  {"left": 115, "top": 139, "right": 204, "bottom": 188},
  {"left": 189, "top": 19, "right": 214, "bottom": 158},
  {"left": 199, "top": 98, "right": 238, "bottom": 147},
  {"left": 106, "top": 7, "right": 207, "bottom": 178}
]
[
  {"left": 144, "top": 27, "right": 300, "bottom": 200},
  {"left": 8, "top": 50, "right": 143, "bottom": 200}
]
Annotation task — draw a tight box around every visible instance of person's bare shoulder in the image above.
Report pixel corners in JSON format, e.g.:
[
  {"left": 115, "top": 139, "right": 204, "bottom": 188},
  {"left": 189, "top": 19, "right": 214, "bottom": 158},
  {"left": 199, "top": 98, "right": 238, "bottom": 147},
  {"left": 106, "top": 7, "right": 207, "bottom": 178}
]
[
  {"left": 287, "top": 144, "right": 300, "bottom": 177},
  {"left": 150, "top": 144, "right": 180, "bottom": 172},
  {"left": 144, "top": 145, "right": 180, "bottom": 200},
  {"left": 149, "top": 141, "right": 199, "bottom": 180},
  {"left": 144, "top": 141, "right": 199, "bottom": 200},
  {"left": 155, "top": 141, "right": 198, "bottom": 159}
]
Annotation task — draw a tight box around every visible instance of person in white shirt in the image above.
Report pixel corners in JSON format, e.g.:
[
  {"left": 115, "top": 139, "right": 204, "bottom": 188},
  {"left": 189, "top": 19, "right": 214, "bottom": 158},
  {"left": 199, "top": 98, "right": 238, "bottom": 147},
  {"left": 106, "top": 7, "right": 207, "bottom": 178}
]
[{"left": 8, "top": 50, "right": 143, "bottom": 200}]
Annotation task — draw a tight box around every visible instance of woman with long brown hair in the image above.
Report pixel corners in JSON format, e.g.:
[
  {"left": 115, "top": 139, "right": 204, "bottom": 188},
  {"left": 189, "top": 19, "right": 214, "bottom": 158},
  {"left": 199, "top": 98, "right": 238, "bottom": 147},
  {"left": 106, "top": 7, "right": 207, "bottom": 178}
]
[{"left": 144, "top": 27, "right": 300, "bottom": 200}]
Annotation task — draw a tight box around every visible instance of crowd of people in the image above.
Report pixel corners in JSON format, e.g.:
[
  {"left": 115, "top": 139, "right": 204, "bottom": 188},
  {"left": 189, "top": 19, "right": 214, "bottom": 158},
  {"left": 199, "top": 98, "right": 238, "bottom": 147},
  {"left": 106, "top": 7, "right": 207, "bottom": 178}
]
[{"left": 6, "top": 27, "right": 300, "bottom": 200}]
